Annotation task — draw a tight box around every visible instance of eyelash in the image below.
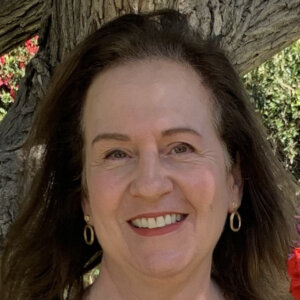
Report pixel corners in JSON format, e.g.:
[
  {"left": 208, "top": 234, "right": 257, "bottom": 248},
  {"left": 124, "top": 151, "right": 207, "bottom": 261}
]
[
  {"left": 104, "top": 149, "right": 130, "bottom": 160},
  {"left": 103, "top": 143, "right": 195, "bottom": 160},
  {"left": 170, "top": 143, "right": 195, "bottom": 154}
]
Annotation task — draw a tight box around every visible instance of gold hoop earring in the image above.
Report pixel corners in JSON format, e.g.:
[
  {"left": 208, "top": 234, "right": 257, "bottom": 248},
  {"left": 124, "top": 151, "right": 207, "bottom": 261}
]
[
  {"left": 84, "top": 215, "right": 94, "bottom": 245},
  {"left": 230, "top": 210, "right": 241, "bottom": 232}
]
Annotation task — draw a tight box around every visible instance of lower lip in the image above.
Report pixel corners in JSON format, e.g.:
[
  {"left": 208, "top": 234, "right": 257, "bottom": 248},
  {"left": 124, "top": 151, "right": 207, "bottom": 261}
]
[{"left": 129, "top": 218, "right": 186, "bottom": 237}]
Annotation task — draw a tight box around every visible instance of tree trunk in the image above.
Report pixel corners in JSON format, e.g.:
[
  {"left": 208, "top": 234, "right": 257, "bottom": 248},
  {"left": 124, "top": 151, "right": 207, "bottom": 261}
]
[
  {"left": 0, "top": 0, "right": 300, "bottom": 251},
  {"left": 0, "top": 0, "right": 45, "bottom": 56}
]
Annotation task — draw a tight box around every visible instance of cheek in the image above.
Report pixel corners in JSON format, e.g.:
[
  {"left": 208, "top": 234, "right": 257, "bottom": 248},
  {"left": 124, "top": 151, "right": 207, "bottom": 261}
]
[
  {"left": 87, "top": 169, "right": 122, "bottom": 217},
  {"left": 187, "top": 168, "right": 229, "bottom": 241},
  {"left": 179, "top": 166, "right": 229, "bottom": 228},
  {"left": 182, "top": 168, "right": 218, "bottom": 208},
  {"left": 86, "top": 170, "right": 125, "bottom": 245}
]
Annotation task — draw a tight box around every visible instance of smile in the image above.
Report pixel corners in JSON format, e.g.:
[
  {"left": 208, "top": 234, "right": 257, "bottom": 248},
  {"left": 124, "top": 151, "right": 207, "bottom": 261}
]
[{"left": 129, "top": 213, "right": 187, "bottom": 229}]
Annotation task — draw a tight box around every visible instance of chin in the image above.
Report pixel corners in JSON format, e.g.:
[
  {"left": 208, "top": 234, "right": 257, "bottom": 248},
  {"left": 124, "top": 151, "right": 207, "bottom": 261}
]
[{"left": 132, "top": 249, "right": 192, "bottom": 278}]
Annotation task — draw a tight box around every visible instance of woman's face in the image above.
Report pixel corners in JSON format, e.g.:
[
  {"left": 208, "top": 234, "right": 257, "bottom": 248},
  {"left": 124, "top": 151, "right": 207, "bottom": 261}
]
[{"left": 82, "top": 59, "right": 242, "bottom": 277}]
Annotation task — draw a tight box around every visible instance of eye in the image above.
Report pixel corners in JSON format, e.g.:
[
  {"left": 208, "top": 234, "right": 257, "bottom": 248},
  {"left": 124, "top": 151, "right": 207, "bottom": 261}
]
[
  {"left": 104, "top": 149, "right": 129, "bottom": 160},
  {"left": 171, "top": 143, "right": 195, "bottom": 154}
]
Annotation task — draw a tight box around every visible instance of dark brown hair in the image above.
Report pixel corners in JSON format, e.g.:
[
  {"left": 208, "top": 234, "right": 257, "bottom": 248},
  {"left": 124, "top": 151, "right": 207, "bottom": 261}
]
[{"left": 0, "top": 9, "right": 298, "bottom": 300}]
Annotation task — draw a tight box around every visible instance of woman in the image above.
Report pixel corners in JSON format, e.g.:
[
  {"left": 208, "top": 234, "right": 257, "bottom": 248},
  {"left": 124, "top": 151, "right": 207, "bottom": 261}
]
[{"left": 0, "top": 9, "right": 298, "bottom": 300}]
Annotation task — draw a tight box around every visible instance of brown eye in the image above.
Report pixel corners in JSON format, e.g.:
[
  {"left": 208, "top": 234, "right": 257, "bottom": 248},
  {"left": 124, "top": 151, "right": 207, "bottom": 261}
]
[
  {"left": 104, "top": 150, "right": 128, "bottom": 160},
  {"left": 172, "top": 143, "right": 194, "bottom": 154}
]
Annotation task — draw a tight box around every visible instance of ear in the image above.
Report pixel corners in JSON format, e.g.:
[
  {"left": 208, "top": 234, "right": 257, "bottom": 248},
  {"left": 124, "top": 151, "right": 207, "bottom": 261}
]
[{"left": 228, "top": 153, "right": 243, "bottom": 213}]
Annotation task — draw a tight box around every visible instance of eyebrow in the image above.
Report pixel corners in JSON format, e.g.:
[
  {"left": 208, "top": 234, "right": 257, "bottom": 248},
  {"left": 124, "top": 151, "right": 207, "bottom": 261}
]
[
  {"left": 91, "top": 127, "right": 202, "bottom": 146},
  {"left": 162, "top": 127, "right": 202, "bottom": 138}
]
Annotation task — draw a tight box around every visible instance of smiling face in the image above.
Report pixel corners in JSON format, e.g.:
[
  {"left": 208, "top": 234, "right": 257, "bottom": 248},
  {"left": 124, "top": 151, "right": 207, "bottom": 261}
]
[{"left": 82, "top": 59, "right": 242, "bottom": 278}]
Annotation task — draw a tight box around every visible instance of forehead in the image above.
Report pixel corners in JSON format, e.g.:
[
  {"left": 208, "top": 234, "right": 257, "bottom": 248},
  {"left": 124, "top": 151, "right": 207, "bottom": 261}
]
[{"left": 82, "top": 59, "right": 216, "bottom": 140}]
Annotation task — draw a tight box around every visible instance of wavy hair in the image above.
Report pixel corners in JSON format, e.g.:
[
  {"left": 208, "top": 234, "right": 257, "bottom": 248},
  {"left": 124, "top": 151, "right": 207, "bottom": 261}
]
[{"left": 0, "top": 9, "right": 298, "bottom": 300}]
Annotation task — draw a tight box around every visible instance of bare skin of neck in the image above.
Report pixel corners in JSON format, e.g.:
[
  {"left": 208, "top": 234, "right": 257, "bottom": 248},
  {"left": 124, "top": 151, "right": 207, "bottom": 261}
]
[{"left": 83, "top": 256, "right": 225, "bottom": 300}]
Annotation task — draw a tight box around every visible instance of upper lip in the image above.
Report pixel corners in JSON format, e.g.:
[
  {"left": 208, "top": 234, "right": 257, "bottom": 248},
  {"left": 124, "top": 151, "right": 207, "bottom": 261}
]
[{"left": 128, "top": 212, "right": 188, "bottom": 221}]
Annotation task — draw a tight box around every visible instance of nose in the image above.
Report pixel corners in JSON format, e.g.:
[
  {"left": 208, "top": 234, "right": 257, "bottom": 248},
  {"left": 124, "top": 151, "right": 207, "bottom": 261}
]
[{"left": 129, "top": 153, "right": 173, "bottom": 200}]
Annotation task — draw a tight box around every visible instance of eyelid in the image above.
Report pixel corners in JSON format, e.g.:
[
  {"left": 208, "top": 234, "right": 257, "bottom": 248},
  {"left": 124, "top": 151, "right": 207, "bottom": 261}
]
[
  {"left": 169, "top": 142, "right": 195, "bottom": 154},
  {"left": 103, "top": 149, "right": 131, "bottom": 160},
  {"left": 101, "top": 142, "right": 195, "bottom": 159}
]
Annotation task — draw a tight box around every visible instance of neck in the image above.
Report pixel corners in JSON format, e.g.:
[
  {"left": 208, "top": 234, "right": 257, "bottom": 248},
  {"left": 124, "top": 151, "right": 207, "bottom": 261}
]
[{"left": 86, "top": 256, "right": 224, "bottom": 300}]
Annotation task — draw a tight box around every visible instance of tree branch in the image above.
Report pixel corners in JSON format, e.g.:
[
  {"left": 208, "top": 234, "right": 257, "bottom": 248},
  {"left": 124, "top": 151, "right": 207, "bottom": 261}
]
[
  {"left": 230, "top": 0, "right": 300, "bottom": 75},
  {"left": 182, "top": 0, "right": 300, "bottom": 75},
  {"left": 0, "top": 0, "right": 45, "bottom": 56}
]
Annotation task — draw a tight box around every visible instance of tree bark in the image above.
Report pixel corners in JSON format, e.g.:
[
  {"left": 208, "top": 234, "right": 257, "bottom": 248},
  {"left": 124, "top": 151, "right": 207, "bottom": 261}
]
[
  {"left": 0, "top": 0, "right": 300, "bottom": 251},
  {"left": 0, "top": 0, "right": 45, "bottom": 56}
]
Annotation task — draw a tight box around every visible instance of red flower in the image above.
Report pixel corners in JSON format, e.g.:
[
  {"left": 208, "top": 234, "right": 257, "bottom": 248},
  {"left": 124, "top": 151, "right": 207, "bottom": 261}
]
[
  {"left": 0, "top": 77, "right": 8, "bottom": 86},
  {"left": 25, "top": 38, "right": 38, "bottom": 55},
  {"left": 19, "top": 61, "right": 25, "bottom": 69},
  {"left": 25, "top": 38, "right": 32, "bottom": 48},
  {"left": 4, "top": 73, "right": 13, "bottom": 85},
  {"left": 288, "top": 247, "right": 300, "bottom": 299},
  {"left": 9, "top": 88, "right": 16, "bottom": 99},
  {"left": 0, "top": 55, "right": 5, "bottom": 65}
]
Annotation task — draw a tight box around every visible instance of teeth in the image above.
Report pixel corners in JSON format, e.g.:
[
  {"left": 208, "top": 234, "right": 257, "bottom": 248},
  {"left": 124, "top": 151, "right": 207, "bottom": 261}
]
[
  {"left": 171, "top": 214, "right": 176, "bottom": 223},
  {"left": 141, "top": 218, "right": 147, "bottom": 228},
  {"left": 130, "top": 213, "right": 185, "bottom": 229},
  {"left": 165, "top": 214, "right": 172, "bottom": 225},
  {"left": 136, "top": 218, "right": 142, "bottom": 228},
  {"left": 148, "top": 218, "right": 156, "bottom": 229},
  {"left": 156, "top": 216, "right": 165, "bottom": 227},
  {"left": 131, "top": 219, "right": 139, "bottom": 227}
]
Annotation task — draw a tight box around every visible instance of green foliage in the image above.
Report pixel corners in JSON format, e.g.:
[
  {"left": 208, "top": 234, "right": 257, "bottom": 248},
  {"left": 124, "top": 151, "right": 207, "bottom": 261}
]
[
  {"left": 243, "top": 40, "right": 300, "bottom": 180},
  {"left": 0, "top": 91, "right": 13, "bottom": 119}
]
